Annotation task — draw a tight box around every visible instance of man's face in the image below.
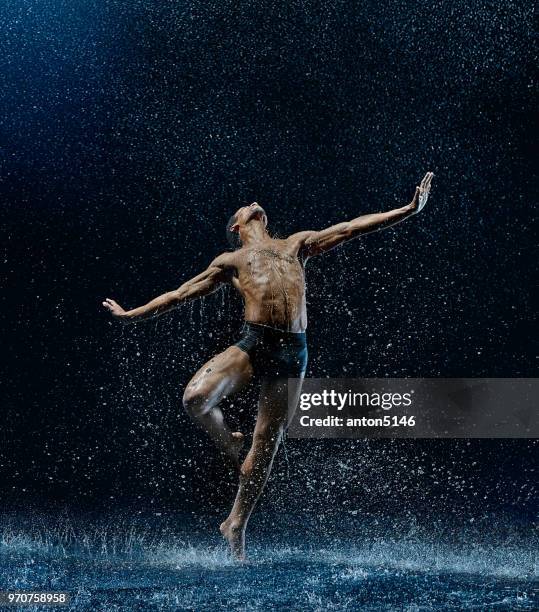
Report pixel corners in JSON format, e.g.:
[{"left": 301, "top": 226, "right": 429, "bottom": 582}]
[{"left": 233, "top": 202, "right": 268, "bottom": 229}]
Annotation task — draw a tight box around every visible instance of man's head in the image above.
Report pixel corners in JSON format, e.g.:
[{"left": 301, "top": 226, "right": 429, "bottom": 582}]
[{"left": 226, "top": 202, "right": 268, "bottom": 248}]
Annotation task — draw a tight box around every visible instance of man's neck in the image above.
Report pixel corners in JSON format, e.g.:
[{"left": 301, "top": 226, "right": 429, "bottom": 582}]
[{"left": 240, "top": 220, "right": 270, "bottom": 246}]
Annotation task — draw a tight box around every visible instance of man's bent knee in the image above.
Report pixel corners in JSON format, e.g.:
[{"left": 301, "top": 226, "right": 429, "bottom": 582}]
[{"left": 182, "top": 387, "right": 210, "bottom": 417}]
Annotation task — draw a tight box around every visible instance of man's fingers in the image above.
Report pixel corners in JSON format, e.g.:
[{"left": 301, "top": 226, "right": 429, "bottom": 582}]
[
  {"left": 412, "top": 172, "right": 434, "bottom": 212},
  {"left": 102, "top": 300, "right": 120, "bottom": 313},
  {"left": 419, "top": 172, "right": 434, "bottom": 195}
]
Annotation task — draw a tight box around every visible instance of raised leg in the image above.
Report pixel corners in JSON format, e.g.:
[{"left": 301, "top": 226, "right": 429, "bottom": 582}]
[
  {"left": 183, "top": 346, "right": 253, "bottom": 467},
  {"left": 220, "top": 375, "right": 304, "bottom": 559}
]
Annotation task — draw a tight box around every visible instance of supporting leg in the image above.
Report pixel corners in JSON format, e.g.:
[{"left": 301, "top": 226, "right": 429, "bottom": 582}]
[{"left": 220, "top": 375, "right": 304, "bottom": 559}]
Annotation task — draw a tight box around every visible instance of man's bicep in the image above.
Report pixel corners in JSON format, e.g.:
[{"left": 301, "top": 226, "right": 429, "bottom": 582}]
[
  {"left": 289, "top": 231, "right": 318, "bottom": 259},
  {"left": 210, "top": 252, "right": 236, "bottom": 282},
  {"left": 197, "top": 255, "right": 234, "bottom": 287},
  {"left": 299, "top": 223, "right": 352, "bottom": 257},
  {"left": 175, "top": 254, "right": 233, "bottom": 299}
]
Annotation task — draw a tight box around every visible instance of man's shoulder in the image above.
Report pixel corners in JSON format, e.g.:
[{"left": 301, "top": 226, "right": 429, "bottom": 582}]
[
  {"left": 285, "top": 230, "right": 317, "bottom": 245},
  {"left": 286, "top": 230, "right": 316, "bottom": 249},
  {"left": 211, "top": 251, "right": 238, "bottom": 269}
]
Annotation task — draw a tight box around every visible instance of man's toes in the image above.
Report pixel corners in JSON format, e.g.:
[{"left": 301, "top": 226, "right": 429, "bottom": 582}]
[{"left": 231, "top": 431, "right": 244, "bottom": 447}]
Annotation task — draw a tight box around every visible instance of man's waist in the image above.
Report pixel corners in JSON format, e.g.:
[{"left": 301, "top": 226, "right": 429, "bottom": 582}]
[{"left": 243, "top": 320, "right": 306, "bottom": 335}]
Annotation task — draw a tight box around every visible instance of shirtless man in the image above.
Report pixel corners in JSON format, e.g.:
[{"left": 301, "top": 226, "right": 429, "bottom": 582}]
[{"left": 102, "top": 172, "right": 434, "bottom": 559}]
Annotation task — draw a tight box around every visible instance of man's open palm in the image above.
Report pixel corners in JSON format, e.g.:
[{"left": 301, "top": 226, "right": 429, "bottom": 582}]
[{"left": 410, "top": 172, "right": 434, "bottom": 213}]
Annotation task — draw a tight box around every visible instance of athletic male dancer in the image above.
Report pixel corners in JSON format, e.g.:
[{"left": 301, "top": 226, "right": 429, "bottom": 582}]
[{"left": 103, "top": 172, "right": 434, "bottom": 559}]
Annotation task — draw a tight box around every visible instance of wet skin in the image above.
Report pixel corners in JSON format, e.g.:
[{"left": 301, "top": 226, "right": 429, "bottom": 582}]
[{"left": 103, "top": 173, "right": 434, "bottom": 559}]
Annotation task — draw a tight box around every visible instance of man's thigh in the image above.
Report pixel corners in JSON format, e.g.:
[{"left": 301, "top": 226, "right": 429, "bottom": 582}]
[
  {"left": 184, "top": 346, "right": 254, "bottom": 404},
  {"left": 254, "top": 375, "right": 305, "bottom": 437}
]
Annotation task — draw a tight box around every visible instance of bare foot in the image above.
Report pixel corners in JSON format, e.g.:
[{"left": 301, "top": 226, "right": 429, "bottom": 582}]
[
  {"left": 226, "top": 431, "right": 244, "bottom": 469},
  {"left": 220, "top": 518, "right": 246, "bottom": 561}
]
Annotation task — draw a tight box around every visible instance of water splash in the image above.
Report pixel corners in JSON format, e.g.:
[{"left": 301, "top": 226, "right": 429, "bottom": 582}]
[{"left": 1, "top": 514, "right": 536, "bottom": 610}]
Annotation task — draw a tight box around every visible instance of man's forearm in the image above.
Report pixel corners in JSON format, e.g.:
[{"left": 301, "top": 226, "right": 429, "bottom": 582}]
[
  {"left": 348, "top": 202, "right": 414, "bottom": 236},
  {"left": 123, "top": 282, "right": 205, "bottom": 322},
  {"left": 123, "top": 290, "right": 181, "bottom": 322}
]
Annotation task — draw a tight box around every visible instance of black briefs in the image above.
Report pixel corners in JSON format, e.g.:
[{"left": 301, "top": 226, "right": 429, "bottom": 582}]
[{"left": 235, "top": 322, "right": 308, "bottom": 378}]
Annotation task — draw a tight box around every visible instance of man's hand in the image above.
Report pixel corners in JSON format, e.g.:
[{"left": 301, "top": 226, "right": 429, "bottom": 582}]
[
  {"left": 409, "top": 171, "right": 434, "bottom": 214},
  {"left": 102, "top": 298, "right": 130, "bottom": 321}
]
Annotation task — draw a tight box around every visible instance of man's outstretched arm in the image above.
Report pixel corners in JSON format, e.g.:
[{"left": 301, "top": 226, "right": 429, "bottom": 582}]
[
  {"left": 102, "top": 254, "right": 232, "bottom": 323},
  {"left": 300, "top": 172, "right": 434, "bottom": 257}
]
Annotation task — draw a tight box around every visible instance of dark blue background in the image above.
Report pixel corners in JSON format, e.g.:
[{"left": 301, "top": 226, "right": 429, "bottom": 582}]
[{"left": 1, "top": 1, "right": 536, "bottom": 519}]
